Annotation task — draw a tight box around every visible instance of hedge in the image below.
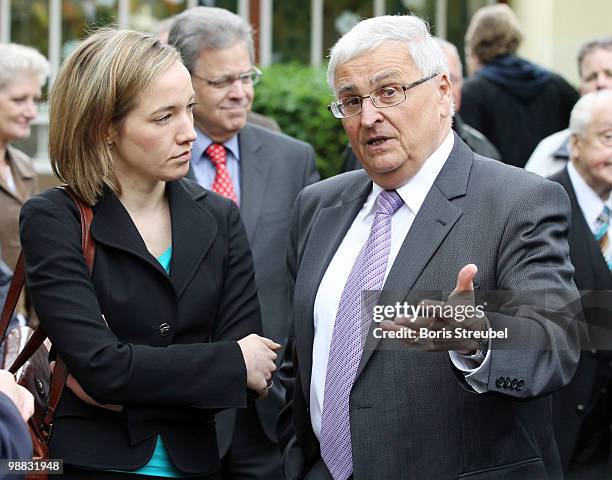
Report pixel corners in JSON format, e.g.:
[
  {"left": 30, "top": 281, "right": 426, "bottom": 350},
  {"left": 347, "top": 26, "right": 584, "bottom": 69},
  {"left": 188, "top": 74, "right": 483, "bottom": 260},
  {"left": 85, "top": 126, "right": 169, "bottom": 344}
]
[{"left": 252, "top": 63, "right": 348, "bottom": 178}]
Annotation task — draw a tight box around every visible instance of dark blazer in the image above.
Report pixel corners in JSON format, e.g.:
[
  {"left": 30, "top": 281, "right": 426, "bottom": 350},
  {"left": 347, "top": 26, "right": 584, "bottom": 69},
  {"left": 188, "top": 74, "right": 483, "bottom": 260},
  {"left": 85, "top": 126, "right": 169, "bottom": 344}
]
[
  {"left": 278, "top": 135, "right": 580, "bottom": 479},
  {"left": 0, "top": 391, "right": 32, "bottom": 463},
  {"left": 187, "top": 123, "right": 319, "bottom": 451},
  {"left": 18, "top": 180, "right": 262, "bottom": 476},
  {"left": 461, "top": 70, "right": 578, "bottom": 169},
  {"left": 549, "top": 167, "right": 612, "bottom": 471}
]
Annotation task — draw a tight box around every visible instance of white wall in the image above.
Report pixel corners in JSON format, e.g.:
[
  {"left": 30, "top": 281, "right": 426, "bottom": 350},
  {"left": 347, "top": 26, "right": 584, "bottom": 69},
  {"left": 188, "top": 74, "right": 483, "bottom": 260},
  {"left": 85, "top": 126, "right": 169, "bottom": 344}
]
[{"left": 512, "top": 0, "right": 612, "bottom": 87}]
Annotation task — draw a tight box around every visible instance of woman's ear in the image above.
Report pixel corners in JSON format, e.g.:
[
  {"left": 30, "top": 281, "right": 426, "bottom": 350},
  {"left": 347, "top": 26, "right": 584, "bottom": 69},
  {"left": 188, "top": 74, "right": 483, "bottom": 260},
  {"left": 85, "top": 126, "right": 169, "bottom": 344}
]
[{"left": 106, "top": 125, "right": 117, "bottom": 149}]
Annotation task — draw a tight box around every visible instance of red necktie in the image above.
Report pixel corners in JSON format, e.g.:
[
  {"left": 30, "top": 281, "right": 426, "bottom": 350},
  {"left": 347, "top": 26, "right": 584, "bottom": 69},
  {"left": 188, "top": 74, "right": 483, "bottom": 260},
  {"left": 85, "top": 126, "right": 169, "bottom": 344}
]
[{"left": 206, "top": 143, "right": 238, "bottom": 205}]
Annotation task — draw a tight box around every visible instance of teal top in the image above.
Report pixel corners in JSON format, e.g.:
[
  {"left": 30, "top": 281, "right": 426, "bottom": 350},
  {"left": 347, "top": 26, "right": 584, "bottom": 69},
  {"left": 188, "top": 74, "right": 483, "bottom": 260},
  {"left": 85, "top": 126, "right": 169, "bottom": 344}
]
[{"left": 114, "top": 246, "right": 195, "bottom": 478}]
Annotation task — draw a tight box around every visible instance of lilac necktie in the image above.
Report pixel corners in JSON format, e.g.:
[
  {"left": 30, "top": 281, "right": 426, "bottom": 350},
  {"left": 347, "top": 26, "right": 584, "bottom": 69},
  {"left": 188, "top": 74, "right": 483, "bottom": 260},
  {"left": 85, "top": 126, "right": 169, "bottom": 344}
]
[{"left": 320, "top": 189, "right": 404, "bottom": 480}]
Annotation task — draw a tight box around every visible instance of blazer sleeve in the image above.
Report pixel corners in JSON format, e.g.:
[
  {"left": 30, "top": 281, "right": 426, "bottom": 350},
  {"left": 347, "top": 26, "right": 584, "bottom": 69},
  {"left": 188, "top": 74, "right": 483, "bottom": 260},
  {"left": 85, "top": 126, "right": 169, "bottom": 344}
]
[
  {"left": 0, "top": 391, "right": 32, "bottom": 461},
  {"left": 19, "top": 192, "right": 255, "bottom": 409},
  {"left": 458, "top": 178, "right": 581, "bottom": 398}
]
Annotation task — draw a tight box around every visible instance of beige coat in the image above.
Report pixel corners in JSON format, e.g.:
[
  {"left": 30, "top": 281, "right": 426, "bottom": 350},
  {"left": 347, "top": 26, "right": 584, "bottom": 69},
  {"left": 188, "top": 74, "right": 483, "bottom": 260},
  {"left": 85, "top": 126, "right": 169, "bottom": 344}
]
[{"left": 0, "top": 145, "right": 38, "bottom": 271}]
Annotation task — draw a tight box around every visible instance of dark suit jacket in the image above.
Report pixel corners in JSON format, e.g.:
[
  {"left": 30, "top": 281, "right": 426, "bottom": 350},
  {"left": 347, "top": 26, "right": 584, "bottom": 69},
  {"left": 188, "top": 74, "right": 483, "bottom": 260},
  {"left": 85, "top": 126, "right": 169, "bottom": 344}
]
[
  {"left": 278, "top": 135, "right": 580, "bottom": 479},
  {"left": 18, "top": 180, "right": 262, "bottom": 475},
  {"left": 0, "top": 391, "right": 32, "bottom": 463},
  {"left": 187, "top": 123, "right": 319, "bottom": 450},
  {"left": 549, "top": 167, "right": 612, "bottom": 470}
]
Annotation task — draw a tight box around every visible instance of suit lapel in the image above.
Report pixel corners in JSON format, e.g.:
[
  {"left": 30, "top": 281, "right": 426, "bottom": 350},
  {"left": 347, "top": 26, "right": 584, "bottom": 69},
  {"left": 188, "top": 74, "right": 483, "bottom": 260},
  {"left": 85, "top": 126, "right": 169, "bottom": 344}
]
[
  {"left": 91, "top": 187, "right": 168, "bottom": 278},
  {"left": 91, "top": 181, "right": 218, "bottom": 298},
  {"left": 296, "top": 173, "right": 372, "bottom": 399},
  {"left": 166, "top": 181, "right": 218, "bottom": 297},
  {"left": 356, "top": 134, "right": 472, "bottom": 379},
  {"left": 238, "top": 125, "right": 270, "bottom": 241}
]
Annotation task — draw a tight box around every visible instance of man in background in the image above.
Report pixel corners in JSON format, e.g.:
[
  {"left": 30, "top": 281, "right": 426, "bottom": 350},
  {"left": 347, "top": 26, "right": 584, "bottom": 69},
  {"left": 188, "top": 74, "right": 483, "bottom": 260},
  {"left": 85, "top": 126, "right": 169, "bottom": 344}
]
[
  {"left": 549, "top": 90, "right": 612, "bottom": 479},
  {"left": 526, "top": 37, "right": 612, "bottom": 177},
  {"left": 169, "top": 7, "right": 319, "bottom": 480},
  {"left": 461, "top": 4, "right": 579, "bottom": 168}
]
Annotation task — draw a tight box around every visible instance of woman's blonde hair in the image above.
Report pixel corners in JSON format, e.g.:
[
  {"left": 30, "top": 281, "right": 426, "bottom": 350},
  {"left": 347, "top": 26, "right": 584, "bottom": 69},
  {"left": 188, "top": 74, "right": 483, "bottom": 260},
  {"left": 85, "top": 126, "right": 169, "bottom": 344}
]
[{"left": 49, "top": 28, "right": 180, "bottom": 205}]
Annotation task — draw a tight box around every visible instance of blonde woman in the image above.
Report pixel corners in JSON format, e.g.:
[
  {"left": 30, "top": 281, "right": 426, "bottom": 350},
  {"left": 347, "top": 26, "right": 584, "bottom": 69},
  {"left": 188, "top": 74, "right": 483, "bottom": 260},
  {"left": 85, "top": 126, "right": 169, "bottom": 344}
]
[{"left": 19, "top": 29, "right": 278, "bottom": 479}]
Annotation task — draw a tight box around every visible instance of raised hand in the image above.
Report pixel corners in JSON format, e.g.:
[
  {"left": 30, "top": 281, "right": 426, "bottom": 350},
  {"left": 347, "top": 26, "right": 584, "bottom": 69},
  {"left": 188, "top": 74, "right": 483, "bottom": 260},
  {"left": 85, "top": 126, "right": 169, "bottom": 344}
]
[{"left": 381, "top": 264, "right": 487, "bottom": 353}]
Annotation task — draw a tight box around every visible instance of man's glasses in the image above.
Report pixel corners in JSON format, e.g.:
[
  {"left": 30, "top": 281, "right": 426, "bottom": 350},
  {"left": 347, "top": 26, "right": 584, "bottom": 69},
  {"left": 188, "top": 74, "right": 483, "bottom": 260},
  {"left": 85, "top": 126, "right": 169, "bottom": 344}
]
[
  {"left": 192, "top": 66, "right": 262, "bottom": 89},
  {"left": 328, "top": 72, "right": 438, "bottom": 119}
]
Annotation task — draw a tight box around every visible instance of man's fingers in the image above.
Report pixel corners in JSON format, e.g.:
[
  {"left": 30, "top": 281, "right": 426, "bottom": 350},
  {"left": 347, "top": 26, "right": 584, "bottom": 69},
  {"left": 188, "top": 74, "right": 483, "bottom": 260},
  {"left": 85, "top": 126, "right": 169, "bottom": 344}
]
[{"left": 452, "top": 264, "right": 477, "bottom": 295}]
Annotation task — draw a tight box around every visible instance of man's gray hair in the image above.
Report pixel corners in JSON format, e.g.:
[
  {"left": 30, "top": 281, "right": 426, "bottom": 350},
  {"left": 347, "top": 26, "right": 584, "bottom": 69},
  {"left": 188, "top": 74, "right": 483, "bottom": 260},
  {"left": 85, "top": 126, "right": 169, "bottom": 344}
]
[
  {"left": 168, "top": 6, "right": 254, "bottom": 73},
  {"left": 0, "top": 43, "right": 49, "bottom": 90},
  {"left": 577, "top": 37, "right": 612, "bottom": 77},
  {"left": 569, "top": 90, "right": 612, "bottom": 137},
  {"left": 327, "top": 15, "right": 448, "bottom": 93}
]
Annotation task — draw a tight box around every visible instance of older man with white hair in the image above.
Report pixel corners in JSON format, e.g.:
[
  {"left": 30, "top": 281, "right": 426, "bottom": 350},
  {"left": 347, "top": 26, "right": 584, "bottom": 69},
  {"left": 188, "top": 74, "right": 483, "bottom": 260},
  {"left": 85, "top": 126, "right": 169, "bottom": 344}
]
[
  {"left": 549, "top": 89, "right": 612, "bottom": 479},
  {"left": 278, "top": 13, "right": 580, "bottom": 480}
]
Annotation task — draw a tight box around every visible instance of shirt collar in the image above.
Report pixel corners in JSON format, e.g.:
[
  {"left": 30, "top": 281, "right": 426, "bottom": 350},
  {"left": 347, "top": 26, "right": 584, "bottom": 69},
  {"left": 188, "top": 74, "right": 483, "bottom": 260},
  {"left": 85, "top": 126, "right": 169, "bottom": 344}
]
[
  {"left": 567, "top": 160, "right": 606, "bottom": 231},
  {"left": 193, "top": 127, "right": 241, "bottom": 164},
  {"left": 365, "top": 129, "right": 454, "bottom": 216}
]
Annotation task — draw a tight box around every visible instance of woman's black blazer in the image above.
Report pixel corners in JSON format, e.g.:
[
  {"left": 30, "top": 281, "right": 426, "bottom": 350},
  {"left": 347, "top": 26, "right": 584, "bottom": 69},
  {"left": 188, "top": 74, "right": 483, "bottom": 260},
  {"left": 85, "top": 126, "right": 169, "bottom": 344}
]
[{"left": 19, "top": 179, "right": 262, "bottom": 475}]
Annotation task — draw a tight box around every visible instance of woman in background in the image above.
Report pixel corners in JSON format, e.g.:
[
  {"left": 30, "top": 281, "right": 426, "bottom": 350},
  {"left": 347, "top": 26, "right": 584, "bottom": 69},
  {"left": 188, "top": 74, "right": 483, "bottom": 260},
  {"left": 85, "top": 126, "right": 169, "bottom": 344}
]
[
  {"left": 0, "top": 43, "right": 47, "bottom": 272},
  {"left": 20, "top": 28, "right": 278, "bottom": 479}
]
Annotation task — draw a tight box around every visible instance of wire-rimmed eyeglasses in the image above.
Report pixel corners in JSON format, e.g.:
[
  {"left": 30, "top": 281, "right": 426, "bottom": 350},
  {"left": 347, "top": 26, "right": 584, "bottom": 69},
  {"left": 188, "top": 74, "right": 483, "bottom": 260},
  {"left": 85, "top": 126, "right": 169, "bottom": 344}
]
[
  {"left": 191, "top": 66, "right": 262, "bottom": 89},
  {"left": 328, "top": 72, "right": 438, "bottom": 119}
]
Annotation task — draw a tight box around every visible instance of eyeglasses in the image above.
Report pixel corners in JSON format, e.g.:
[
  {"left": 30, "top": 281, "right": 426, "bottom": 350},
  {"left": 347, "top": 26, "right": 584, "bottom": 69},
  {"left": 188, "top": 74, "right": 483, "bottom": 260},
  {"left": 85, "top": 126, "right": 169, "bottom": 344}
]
[
  {"left": 191, "top": 66, "right": 262, "bottom": 89},
  {"left": 328, "top": 73, "right": 438, "bottom": 119}
]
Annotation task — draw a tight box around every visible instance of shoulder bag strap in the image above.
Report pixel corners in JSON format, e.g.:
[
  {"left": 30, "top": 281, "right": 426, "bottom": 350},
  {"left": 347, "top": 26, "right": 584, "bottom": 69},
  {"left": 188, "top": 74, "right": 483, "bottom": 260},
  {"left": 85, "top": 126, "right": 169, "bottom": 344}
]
[{"left": 0, "top": 186, "right": 95, "bottom": 440}]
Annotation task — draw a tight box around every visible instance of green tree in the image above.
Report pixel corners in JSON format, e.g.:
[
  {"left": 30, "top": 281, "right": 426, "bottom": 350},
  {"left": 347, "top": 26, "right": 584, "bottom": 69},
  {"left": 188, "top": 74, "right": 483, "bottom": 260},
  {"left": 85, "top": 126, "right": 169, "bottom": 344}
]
[{"left": 252, "top": 64, "right": 348, "bottom": 178}]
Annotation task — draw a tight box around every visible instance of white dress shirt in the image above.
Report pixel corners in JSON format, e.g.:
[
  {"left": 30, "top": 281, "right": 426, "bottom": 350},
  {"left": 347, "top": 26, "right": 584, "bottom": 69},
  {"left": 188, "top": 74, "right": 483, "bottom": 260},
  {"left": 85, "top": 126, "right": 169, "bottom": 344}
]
[
  {"left": 309, "top": 131, "right": 491, "bottom": 439},
  {"left": 567, "top": 160, "right": 610, "bottom": 234}
]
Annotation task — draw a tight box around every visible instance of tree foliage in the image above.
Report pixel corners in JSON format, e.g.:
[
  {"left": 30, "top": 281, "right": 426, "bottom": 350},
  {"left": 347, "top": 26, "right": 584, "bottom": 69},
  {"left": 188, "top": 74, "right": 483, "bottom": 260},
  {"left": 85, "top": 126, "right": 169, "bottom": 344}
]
[{"left": 252, "top": 63, "right": 348, "bottom": 178}]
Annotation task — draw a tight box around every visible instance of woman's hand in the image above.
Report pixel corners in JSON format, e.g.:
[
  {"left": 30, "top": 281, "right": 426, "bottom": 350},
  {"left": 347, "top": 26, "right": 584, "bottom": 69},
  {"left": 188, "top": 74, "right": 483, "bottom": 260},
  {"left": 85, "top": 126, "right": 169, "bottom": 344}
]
[
  {"left": 49, "top": 361, "right": 123, "bottom": 413},
  {"left": 237, "top": 334, "right": 281, "bottom": 398}
]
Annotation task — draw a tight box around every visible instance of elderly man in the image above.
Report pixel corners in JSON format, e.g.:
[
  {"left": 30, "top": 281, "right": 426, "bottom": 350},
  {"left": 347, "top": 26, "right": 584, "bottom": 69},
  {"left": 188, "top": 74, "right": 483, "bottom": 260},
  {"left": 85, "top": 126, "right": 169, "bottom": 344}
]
[
  {"left": 277, "top": 14, "right": 580, "bottom": 480},
  {"left": 341, "top": 37, "right": 500, "bottom": 172},
  {"left": 461, "top": 4, "right": 578, "bottom": 168},
  {"left": 549, "top": 90, "right": 612, "bottom": 479},
  {"left": 168, "top": 7, "right": 319, "bottom": 480},
  {"left": 527, "top": 37, "right": 612, "bottom": 177}
]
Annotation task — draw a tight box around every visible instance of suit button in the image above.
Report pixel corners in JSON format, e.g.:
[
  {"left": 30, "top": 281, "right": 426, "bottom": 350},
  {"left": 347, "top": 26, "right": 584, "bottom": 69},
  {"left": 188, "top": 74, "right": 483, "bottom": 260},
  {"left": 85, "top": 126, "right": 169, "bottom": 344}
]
[
  {"left": 158, "top": 323, "right": 171, "bottom": 337},
  {"left": 510, "top": 378, "right": 518, "bottom": 389},
  {"left": 503, "top": 377, "right": 512, "bottom": 388},
  {"left": 496, "top": 376, "right": 505, "bottom": 388},
  {"left": 576, "top": 404, "right": 585, "bottom": 414},
  {"left": 516, "top": 379, "right": 525, "bottom": 391}
]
